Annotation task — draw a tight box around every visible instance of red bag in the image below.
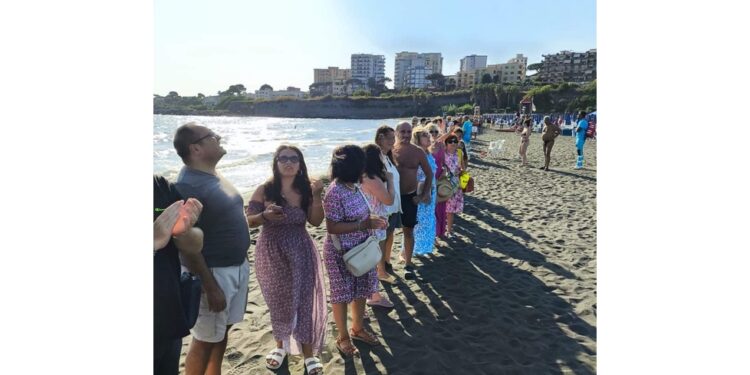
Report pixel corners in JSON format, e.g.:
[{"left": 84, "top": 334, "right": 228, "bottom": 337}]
[{"left": 585, "top": 121, "right": 596, "bottom": 139}]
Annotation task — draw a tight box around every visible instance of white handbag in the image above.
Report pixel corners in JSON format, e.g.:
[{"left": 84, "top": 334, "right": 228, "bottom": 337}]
[{"left": 331, "top": 185, "right": 382, "bottom": 277}]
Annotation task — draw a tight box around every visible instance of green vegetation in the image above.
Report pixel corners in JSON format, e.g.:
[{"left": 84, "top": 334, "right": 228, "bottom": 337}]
[
  {"left": 154, "top": 80, "right": 596, "bottom": 116},
  {"left": 441, "top": 103, "right": 474, "bottom": 116},
  {"left": 154, "top": 92, "right": 209, "bottom": 113}
]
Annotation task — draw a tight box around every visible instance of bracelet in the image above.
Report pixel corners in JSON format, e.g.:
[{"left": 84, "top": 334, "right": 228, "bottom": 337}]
[
  {"left": 356, "top": 220, "right": 361, "bottom": 231},
  {"left": 260, "top": 212, "right": 268, "bottom": 222}
]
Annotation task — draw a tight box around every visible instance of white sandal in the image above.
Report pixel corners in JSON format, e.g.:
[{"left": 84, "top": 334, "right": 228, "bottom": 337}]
[
  {"left": 304, "top": 357, "right": 324, "bottom": 375},
  {"left": 265, "top": 348, "right": 286, "bottom": 370}
]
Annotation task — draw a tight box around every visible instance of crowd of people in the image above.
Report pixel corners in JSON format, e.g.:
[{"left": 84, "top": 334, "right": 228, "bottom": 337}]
[
  {"left": 152, "top": 110, "right": 592, "bottom": 374},
  {"left": 487, "top": 110, "right": 591, "bottom": 170}
]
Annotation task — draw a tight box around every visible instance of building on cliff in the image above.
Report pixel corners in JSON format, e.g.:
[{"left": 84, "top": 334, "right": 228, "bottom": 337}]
[
  {"left": 533, "top": 49, "right": 596, "bottom": 84},
  {"left": 394, "top": 52, "right": 443, "bottom": 90},
  {"left": 310, "top": 66, "right": 359, "bottom": 97},
  {"left": 255, "top": 86, "right": 306, "bottom": 100},
  {"left": 460, "top": 55, "right": 487, "bottom": 72},
  {"left": 351, "top": 54, "right": 385, "bottom": 88},
  {"left": 454, "top": 53, "right": 528, "bottom": 88}
]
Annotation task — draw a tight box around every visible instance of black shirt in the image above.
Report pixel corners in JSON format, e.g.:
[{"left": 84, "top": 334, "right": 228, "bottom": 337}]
[{"left": 153, "top": 175, "right": 190, "bottom": 343}]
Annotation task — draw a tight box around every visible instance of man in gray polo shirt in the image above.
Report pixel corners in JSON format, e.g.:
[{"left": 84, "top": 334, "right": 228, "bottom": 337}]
[{"left": 172, "top": 122, "right": 251, "bottom": 375}]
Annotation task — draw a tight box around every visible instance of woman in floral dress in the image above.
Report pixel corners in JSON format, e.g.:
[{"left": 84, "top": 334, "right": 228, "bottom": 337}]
[
  {"left": 444, "top": 133, "right": 464, "bottom": 238},
  {"left": 246, "top": 145, "right": 327, "bottom": 375},
  {"left": 411, "top": 126, "right": 437, "bottom": 255},
  {"left": 323, "top": 145, "right": 388, "bottom": 358}
]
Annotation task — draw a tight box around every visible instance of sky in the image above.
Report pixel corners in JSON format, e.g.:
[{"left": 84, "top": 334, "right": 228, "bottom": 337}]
[{"left": 155, "top": 0, "right": 596, "bottom": 97}]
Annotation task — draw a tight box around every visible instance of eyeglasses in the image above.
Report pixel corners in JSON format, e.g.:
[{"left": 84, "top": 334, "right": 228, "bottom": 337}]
[
  {"left": 277, "top": 155, "right": 300, "bottom": 164},
  {"left": 191, "top": 131, "right": 220, "bottom": 144}
]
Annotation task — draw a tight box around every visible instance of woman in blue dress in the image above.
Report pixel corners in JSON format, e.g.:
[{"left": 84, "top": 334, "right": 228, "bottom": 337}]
[{"left": 412, "top": 125, "right": 437, "bottom": 256}]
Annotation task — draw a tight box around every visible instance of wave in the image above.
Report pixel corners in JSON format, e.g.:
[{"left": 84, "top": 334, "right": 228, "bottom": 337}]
[{"left": 216, "top": 154, "right": 271, "bottom": 171}]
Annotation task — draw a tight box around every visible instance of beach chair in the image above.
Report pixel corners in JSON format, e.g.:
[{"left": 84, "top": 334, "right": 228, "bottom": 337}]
[{"left": 487, "top": 139, "right": 505, "bottom": 159}]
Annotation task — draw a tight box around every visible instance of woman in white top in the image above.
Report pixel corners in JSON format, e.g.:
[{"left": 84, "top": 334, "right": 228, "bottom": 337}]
[
  {"left": 360, "top": 143, "right": 397, "bottom": 308},
  {"left": 372, "top": 126, "right": 400, "bottom": 276}
]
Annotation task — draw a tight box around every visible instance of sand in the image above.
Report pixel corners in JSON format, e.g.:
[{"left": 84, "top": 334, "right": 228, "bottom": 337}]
[{"left": 177, "top": 129, "right": 597, "bottom": 374}]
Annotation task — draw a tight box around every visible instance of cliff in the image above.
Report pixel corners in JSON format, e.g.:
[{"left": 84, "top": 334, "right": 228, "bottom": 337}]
[{"left": 224, "top": 93, "right": 472, "bottom": 119}]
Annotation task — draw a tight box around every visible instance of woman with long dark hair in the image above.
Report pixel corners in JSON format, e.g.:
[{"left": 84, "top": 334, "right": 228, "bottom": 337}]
[
  {"left": 373, "top": 125, "right": 400, "bottom": 273},
  {"left": 245, "top": 145, "right": 327, "bottom": 375},
  {"left": 360, "top": 143, "right": 397, "bottom": 309},
  {"left": 323, "top": 144, "right": 388, "bottom": 358}
]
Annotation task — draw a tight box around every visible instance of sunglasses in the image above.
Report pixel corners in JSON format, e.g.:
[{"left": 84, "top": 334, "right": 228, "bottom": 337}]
[
  {"left": 191, "top": 131, "right": 220, "bottom": 144},
  {"left": 446, "top": 140, "right": 459, "bottom": 144},
  {"left": 277, "top": 155, "right": 300, "bottom": 164},
  {"left": 429, "top": 131, "right": 439, "bottom": 135}
]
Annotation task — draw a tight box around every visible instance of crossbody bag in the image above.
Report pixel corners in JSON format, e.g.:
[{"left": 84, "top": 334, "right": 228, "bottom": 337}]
[{"left": 331, "top": 184, "right": 382, "bottom": 277}]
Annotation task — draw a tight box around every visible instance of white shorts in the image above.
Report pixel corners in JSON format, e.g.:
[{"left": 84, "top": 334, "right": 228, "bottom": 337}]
[
  {"left": 185, "top": 259, "right": 250, "bottom": 343},
  {"left": 472, "top": 127, "right": 478, "bottom": 134}
]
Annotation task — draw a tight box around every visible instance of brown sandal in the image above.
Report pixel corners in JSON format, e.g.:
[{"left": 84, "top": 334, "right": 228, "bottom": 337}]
[
  {"left": 349, "top": 327, "right": 381, "bottom": 346},
  {"left": 335, "top": 335, "right": 359, "bottom": 358}
]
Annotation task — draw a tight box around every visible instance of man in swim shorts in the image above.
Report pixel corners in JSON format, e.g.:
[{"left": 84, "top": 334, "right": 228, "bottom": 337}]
[{"left": 393, "top": 121, "right": 434, "bottom": 280}]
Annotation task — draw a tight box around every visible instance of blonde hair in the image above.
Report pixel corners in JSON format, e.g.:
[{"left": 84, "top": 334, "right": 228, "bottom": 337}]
[{"left": 411, "top": 125, "right": 429, "bottom": 146}]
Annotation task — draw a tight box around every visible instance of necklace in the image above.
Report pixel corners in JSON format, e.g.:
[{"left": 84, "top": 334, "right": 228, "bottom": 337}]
[{"left": 342, "top": 183, "right": 357, "bottom": 192}]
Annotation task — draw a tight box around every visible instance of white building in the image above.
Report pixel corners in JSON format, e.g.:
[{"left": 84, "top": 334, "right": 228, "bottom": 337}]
[
  {"left": 394, "top": 51, "right": 443, "bottom": 89},
  {"left": 460, "top": 55, "right": 487, "bottom": 72},
  {"left": 255, "top": 86, "right": 306, "bottom": 100},
  {"left": 350, "top": 54, "right": 385, "bottom": 86}
]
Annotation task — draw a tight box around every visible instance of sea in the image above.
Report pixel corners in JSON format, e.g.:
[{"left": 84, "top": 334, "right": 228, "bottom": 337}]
[{"left": 153, "top": 114, "right": 405, "bottom": 198}]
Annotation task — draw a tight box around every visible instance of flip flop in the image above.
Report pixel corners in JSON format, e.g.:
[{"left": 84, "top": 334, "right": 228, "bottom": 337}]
[
  {"left": 335, "top": 336, "right": 359, "bottom": 358},
  {"left": 304, "top": 357, "right": 324, "bottom": 375},
  {"left": 349, "top": 327, "right": 381, "bottom": 346},
  {"left": 367, "top": 296, "right": 394, "bottom": 308},
  {"left": 265, "top": 348, "right": 286, "bottom": 370},
  {"left": 378, "top": 274, "right": 398, "bottom": 284}
]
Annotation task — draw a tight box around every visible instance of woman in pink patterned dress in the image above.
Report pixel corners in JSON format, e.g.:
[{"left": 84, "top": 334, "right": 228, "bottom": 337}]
[
  {"left": 323, "top": 145, "right": 387, "bottom": 358},
  {"left": 444, "top": 134, "right": 464, "bottom": 238},
  {"left": 246, "top": 145, "right": 327, "bottom": 375}
]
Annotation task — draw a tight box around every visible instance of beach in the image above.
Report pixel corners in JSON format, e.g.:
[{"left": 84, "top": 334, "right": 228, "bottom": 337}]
[{"left": 177, "top": 129, "right": 597, "bottom": 374}]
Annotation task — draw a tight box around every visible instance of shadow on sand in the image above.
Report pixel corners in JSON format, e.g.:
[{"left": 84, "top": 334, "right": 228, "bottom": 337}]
[{"left": 347, "top": 198, "right": 596, "bottom": 374}]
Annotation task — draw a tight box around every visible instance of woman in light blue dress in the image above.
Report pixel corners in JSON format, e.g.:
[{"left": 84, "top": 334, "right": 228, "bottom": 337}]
[{"left": 412, "top": 125, "right": 437, "bottom": 256}]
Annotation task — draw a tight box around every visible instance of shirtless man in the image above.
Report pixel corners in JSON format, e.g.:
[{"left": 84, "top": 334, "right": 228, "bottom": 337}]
[{"left": 392, "top": 121, "right": 434, "bottom": 280}]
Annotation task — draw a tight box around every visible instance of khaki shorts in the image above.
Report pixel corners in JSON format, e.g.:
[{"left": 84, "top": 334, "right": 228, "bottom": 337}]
[{"left": 185, "top": 259, "right": 250, "bottom": 343}]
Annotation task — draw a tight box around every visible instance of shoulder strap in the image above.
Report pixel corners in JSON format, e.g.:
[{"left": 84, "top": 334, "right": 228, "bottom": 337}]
[
  {"left": 330, "top": 184, "right": 372, "bottom": 251},
  {"left": 355, "top": 184, "right": 373, "bottom": 214}
]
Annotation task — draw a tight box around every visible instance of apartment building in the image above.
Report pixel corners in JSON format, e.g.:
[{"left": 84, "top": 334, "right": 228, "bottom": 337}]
[
  {"left": 457, "top": 53, "right": 528, "bottom": 87},
  {"left": 456, "top": 70, "right": 478, "bottom": 89},
  {"left": 350, "top": 54, "right": 385, "bottom": 86},
  {"left": 311, "top": 66, "right": 353, "bottom": 96},
  {"left": 535, "top": 49, "right": 596, "bottom": 83},
  {"left": 460, "top": 55, "right": 487, "bottom": 72},
  {"left": 313, "top": 66, "right": 351, "bottom": 84},
  {"left": 394, "top": 51, "right": 443, "bottom": 89}
]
